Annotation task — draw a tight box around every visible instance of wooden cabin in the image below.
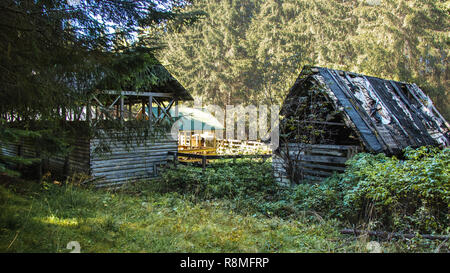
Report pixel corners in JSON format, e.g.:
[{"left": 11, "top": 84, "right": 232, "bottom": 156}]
[
  {"left": 273, "top": 66, "right": 450, "bottom": 186},
  {"left": 0, "top": 63, "right": 193, "bottom": 188}
]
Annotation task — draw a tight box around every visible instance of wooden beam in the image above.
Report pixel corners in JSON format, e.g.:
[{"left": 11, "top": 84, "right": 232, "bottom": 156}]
[
  {"left": 92, "top": 95, "right": 104, "bottom": 107},
  {"left": 175, "top": 100, "right": 179, "bottom": 119},
  {"left": 296, "top": 162, "right": 346, "bottom": 172},
  {"left": 322, "top": 69, "right": 384, "bottom": 152},
  {"left": 202, "top": 155, "right": 206, "bottom": 171},
  {"left": 102, "top": 90, "right": 175, "bottom": 98},
  {"left": 86, "top": 102, "right": 91, "bottom": 124},
  {"left": 286, "top": 143, "right": 361, "bottom": 151},
  {"left": 128, "top": 103, "right": 132, "bottom": 120},
  {"left": 108, "top": 96, "right": 121, "bottom": 109},
  {"left": 302, "top": 120, "right": 346, "bottom": 126},
  {"left": 149, "top": 94, "right": 153, "bottom": 130},
  {"left": 361, "top": 75, "right": 414, "bottom": 145},
  {"left": 120, "top": 96, "right": 124, "bottom": 123},
  {"left": 141, "top": 100, "right": 146, "bottom": 120},
  {"left": 154, "top": 98, "right": 174, "bottom": 121},
  {"left": 297, "top": 154, "right": 348, "bottom": 164},
  {"left": 171, "top": 151, "right": 271, "bottom": 160}
]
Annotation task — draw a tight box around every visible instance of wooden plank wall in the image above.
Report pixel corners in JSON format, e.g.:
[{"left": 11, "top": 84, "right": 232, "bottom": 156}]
[
  {"left": 1, "top": 133, "right": 177, "bottom": 188},
  {"left": 0, "top": 138, "right": 90, "bottom": 176},
  {"left": 273, "top": 143, "right": 361, "bottom": 186},
  {"left": 90, "top": 134, "right": 177, "bottom": 188},
  {"left": 48, "top": 138, "right": 90, "bottom": 175}
]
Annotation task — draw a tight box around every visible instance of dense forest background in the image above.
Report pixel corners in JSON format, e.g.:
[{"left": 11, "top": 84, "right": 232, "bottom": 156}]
[
  {"left": 0, "top": 0, "right": 449, "bottom": 253},
  {"left": 0, "top": 0, "right": 448, "bottom": 176},
  {"left": 154, "top": 0, "right": 449, "bottom": 119}
]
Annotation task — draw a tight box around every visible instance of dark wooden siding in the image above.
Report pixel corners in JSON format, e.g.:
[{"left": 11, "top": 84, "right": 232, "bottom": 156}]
[
  {"left": 273, "top": 143, "right": 361, "bottom": 186},
  {"left": 48, "top": 138, "right": 90, "bottom": 174},
  {"left": 0, "top": 138, "right": 90, "bottom": 175},
  {"left": 90, "top": 134, "right": 177, "bottom": 188}
]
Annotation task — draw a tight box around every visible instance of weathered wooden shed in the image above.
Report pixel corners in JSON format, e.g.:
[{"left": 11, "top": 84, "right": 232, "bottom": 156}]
[
  {"left": 0, "top": 63, "right": 193, "bottom": 188},
  {"left": 273, "top": 66, "right": 449, "bottom": 186}
]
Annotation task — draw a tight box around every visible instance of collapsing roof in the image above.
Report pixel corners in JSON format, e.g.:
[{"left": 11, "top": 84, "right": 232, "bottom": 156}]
[{"left": 282, "top": 66, "right": 449, "bottom": 154}]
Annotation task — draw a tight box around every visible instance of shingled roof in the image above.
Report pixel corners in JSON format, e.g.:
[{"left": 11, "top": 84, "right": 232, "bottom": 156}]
[{"left": 282, "top": 66, "right": 449, "bottom": 154}]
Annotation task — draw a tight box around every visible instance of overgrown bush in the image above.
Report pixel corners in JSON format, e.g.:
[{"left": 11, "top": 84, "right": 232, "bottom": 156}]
[
  {"left": 158, "top": 160, "right": 297, "bottom": 217},
  {"left": 157, "top": 147, "right": 449, "bottom": 234},
  {"left": 294, "top": 147, "right": 449, "bottom": 234}
]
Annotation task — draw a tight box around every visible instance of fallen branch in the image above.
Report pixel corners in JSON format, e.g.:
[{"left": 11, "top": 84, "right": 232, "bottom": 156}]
[
  {"left": 340, "top": 229, "right": 449, "bottom": 241},
  {"left": 7, "top": 231, "right": 19, "bottom": 249}
]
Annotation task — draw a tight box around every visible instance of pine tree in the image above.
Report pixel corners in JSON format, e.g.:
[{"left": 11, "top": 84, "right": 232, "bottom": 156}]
[
  {"left": 158, "top": 0, "right": 257, "bottom": 107},
  {"left": 0, "top": 0, "right": 198, "bottom": 177},
  {"left": 159, "top": 0, "right": 448, "bottom": 117}
]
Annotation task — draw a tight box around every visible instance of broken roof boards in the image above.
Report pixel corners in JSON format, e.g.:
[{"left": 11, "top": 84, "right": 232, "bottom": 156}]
[{"left": 282, "top": 66, "right": 449, "bottom": 155}]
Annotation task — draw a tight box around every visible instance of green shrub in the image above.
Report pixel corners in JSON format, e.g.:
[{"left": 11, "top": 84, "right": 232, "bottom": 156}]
[
  {"left": 158, "top": 160, "right": 296, "bottom": 217},
  {"left": 294, "top": 147, "right": 449, "bottom": 234},
  {"left": 293, "top": 174, "right": 353, "bottom": 219},
  {"left": 155, "top": 147, "right": 449, "bottom": 234}
]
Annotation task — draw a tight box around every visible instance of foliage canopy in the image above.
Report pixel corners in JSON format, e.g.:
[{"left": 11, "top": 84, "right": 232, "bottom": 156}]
[
  {"left": 0, "top": 0, "right": 199, "bottom": 176},
  {"left": 159, "top": 0, "right": 449, "bottom": 118}
]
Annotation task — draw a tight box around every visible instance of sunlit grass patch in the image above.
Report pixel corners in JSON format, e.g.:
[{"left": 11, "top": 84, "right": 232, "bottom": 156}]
[
  {"left": 38, "top": 216, "right": 79, "bottom": 227},
  {"left": 0, "top": 175, "right": 445, "bottom": 253}
]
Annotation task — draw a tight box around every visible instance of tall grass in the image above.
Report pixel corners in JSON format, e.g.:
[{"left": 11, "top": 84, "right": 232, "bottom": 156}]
[
  {"left": 0, "top": 155, "right": 446, "bottom": 253},
  {"left": 0, "top": 180, "right": 358, "bottom": 253}
]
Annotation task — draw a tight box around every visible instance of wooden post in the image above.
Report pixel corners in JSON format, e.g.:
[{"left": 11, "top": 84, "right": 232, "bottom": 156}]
[
  {"left": 202, "top": 155, "right": 206, "bottom": 172},
  {"left": 86, "top": 101, "right": 91, "bottom": 124},
  {"left": 120, "top": 94, "right": 124, "bottom": 123},
  {"left": 128, "top": 103, "right": 132, "bottom": 120},
  {"left": 174, "top": 100, "right": 179, "bottom": 145},
  {"left": 157, "top": 99, "right": 161, "bottom": 120},
  {"left": 149, "top": 95, "right": 153, "bottom": 130},
  {"left": 174, "top": 151, "right": 178, "bottom": 168}
]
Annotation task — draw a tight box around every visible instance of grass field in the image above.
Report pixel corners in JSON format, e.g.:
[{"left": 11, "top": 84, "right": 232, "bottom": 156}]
[{"left": 0, "top": 175, "right": 442, "bottom": 253}]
